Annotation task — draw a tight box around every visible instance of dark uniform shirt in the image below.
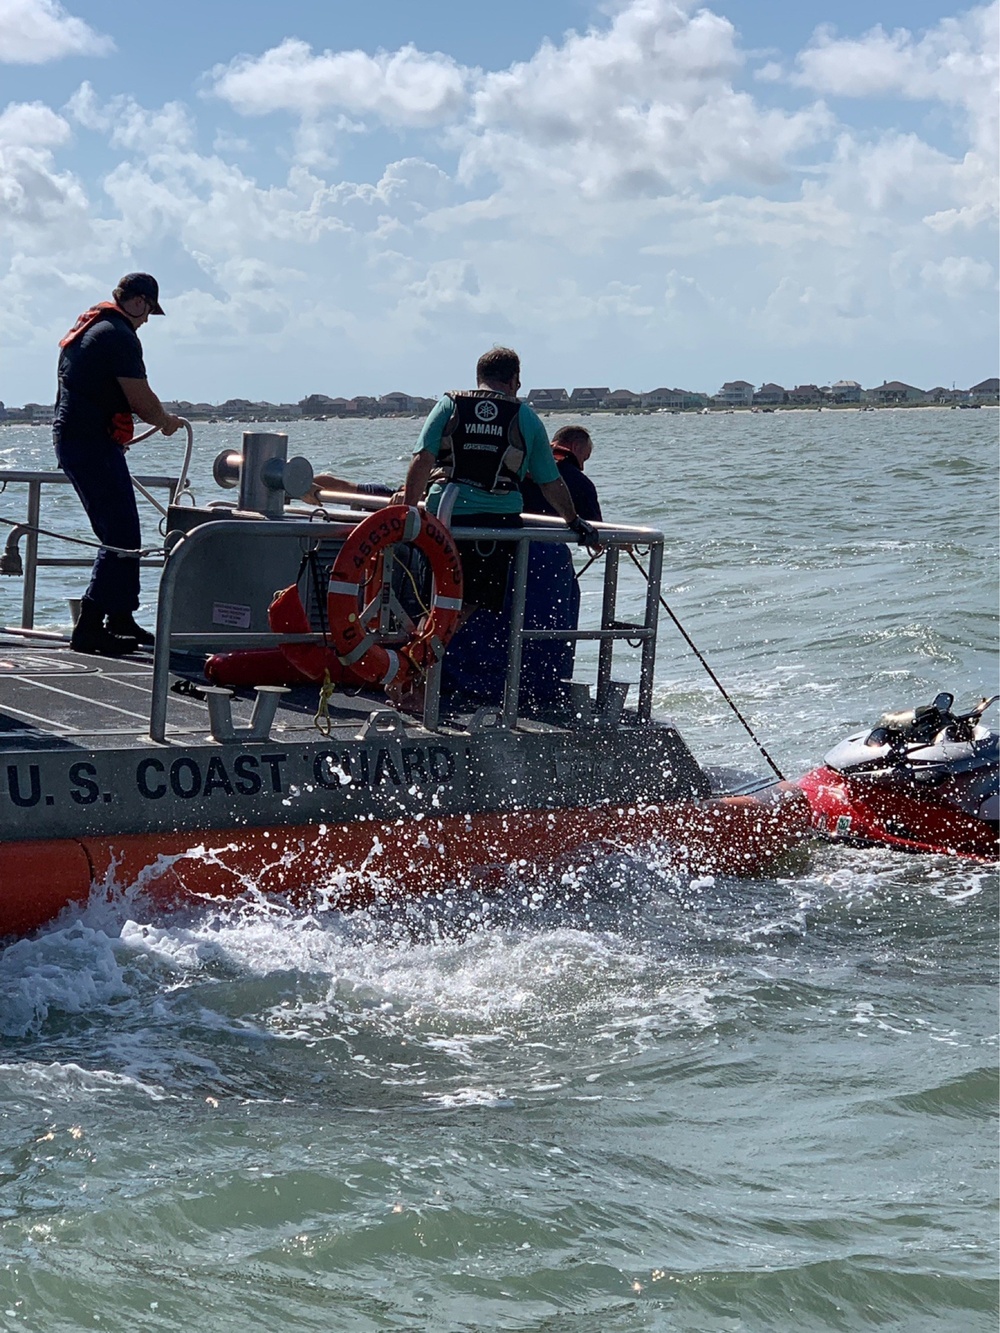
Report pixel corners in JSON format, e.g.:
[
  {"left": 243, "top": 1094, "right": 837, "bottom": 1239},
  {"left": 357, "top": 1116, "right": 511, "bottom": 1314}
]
[
  {"left": 53, "top": 312, "right": 146, "bottom": 444},
  {"left": 521, "top": 455, "right": 602, "bottom": 522}
]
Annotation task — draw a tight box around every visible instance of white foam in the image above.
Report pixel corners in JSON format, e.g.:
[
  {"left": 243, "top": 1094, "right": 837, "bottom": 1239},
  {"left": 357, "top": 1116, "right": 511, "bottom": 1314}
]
[
  {"left": 421, "top": 1086, "right": 515, "bottom": 1109},
  {"left": 0, "top": 922, "right": 129, "bottom": 1038},
  {"left": 0, "top": 1060, "right": 167, "bottom": 1101}
]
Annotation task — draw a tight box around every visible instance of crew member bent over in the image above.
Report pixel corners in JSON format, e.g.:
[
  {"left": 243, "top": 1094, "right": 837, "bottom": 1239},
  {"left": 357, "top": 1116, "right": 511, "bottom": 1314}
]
[
  {"left": 401, "top": 346, "right": 598, "bottom": 627},
  {"left": 53, "top": 272, "right": 183, "bottom": 656}
]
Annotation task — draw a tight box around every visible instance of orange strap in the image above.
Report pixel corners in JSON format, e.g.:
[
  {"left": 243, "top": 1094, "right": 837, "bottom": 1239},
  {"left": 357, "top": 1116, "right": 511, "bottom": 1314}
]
[{"left": 59, "top": 301, "right": 122, "bottom": 348}]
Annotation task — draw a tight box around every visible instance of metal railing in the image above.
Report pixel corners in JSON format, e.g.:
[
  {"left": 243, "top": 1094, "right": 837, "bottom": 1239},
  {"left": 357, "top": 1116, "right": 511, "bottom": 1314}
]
[
  {"left": 0, "top": 469, "right": 180, "bottom": 630},
  {"left": 148, "top": 510, "right": 665, "bottom": 742}
]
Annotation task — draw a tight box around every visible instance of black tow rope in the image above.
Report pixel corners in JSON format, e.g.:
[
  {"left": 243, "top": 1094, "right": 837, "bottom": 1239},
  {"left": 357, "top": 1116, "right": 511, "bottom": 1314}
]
[{"left": 626, "top": 548, "right": 787, "bottom": 783}]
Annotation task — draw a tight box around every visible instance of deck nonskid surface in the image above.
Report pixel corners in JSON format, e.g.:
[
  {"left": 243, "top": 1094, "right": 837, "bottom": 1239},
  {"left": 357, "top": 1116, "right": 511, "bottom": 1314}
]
[
  {"left": 0, "top": 643, "right": 414, "bottom": 750},
  {"left": 0, "top": 642, "right": 564, "bottom": 751}
]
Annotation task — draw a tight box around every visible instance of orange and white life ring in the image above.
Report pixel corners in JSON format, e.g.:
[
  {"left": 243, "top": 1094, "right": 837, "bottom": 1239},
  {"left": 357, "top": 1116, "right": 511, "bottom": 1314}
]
[
  {"left": 326, "top": 504, "right": 463, "bottom": 688},
  {"left": 265, "top": 505, "right": 463, "bottom": 688}
]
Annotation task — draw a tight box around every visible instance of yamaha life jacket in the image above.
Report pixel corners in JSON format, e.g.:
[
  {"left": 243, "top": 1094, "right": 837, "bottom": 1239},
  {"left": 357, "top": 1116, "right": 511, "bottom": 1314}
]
[
  {"left": 58, "top": 303, "right": 136, "bottom": 446},
  {"left": 436, "top": 390, "right": 526, "bottom": 494}
]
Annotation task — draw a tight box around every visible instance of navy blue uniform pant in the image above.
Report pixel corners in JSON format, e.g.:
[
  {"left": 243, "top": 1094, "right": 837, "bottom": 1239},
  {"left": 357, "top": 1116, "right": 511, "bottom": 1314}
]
[
  {"left": 56, "top": 438, "right": 141, "bottom": 614},
  {"left": 442, "top": 541, "right": 578, "bottom": 708}
]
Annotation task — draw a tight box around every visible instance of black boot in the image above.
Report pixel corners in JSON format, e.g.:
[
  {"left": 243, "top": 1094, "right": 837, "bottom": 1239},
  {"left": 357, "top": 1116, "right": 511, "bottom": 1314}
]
[
  {"left": 70, "top": 599, "right": 139, "bottom": 657},
  {"left": 107, "top": 612, "right": 155, "bottom": 647}
]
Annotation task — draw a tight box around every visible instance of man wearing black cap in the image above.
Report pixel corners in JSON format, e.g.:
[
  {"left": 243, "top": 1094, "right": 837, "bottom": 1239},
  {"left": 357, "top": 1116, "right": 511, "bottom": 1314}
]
[{"left": 54, "top": 273, "right": 183, "bottom": 655}]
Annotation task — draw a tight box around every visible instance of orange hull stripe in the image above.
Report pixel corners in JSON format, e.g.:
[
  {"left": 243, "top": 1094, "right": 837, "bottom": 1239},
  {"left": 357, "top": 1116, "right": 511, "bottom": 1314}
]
[
  {"left": 0, "top": 792, "right": 810, "bottom": 937},
  {"left": 0, "top": 840, "right": 94, "bottom": 937}
]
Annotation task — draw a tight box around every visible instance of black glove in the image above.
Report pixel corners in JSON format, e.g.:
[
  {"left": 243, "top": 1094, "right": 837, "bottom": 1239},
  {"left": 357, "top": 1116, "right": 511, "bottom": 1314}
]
[{"left": 570, "top": 515, "right": 600, "bottom": 547}]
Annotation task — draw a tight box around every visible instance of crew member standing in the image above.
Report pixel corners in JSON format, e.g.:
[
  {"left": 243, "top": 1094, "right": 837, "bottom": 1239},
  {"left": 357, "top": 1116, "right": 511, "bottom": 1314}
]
[
  {"left": 54, "top": 273, "right": 183, "bottom": 656},
  {"left": 444, "top": 424, "right": 603, "bottom": 709},
  {"left": 517, "top": 424, "right": 603, "bottom": 703},
  {"left": 401, "top": 346, "right": 597, "bottom": 623},
  {"left": 521, "top": 424, "right": 602, "bottom": 524}
]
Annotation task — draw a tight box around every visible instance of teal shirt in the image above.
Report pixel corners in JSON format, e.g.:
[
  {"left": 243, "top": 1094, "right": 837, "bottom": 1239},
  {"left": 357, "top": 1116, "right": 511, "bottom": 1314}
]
[{"left": 415, "top": 395, "right": 559, "bottom": 516}]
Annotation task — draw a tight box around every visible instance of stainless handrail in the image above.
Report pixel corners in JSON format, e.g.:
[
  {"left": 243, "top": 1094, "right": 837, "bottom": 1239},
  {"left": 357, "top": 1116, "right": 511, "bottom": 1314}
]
[
  {"left": 149, "top": 513, "right": 665, "bottom": 742},
  {"left": 150, "top": 517, "right": 357, "bottom": 741},
  {"left": 0, "top": 469, "right": 180, "bottom": 629}
]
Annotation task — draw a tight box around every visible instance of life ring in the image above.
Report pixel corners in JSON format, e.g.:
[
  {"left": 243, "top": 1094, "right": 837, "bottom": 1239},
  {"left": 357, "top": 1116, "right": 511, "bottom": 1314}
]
[
  {"left": 266, "top": 506, "right": 463, "bottom": 688},
  {"left": 259, "top": 580, "right": 364, "bottom": 687},
  {"left": 326, "top": 505, "right": 463, "bottom": 689}
]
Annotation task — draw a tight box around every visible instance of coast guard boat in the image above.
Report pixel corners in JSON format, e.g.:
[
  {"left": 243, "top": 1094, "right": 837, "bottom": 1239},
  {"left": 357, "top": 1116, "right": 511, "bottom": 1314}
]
[{"left": 0, "top": 428, "right": 811, "bottom": 938}]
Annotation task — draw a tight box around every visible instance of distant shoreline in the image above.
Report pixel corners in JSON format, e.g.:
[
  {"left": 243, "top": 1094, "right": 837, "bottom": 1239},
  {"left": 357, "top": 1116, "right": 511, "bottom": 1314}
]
[{"left": 2, "top": 402, "right": 995, "bottom": 428}]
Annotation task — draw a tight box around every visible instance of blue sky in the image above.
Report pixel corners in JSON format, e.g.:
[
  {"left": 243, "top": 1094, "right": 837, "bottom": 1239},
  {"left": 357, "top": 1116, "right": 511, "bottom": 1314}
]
[{"left": 1, "top": 0, "right": 996, "bottom": 404}]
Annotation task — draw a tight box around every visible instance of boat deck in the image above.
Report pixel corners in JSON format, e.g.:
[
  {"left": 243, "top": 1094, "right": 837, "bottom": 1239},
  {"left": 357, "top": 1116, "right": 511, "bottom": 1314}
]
[{"left": 0, "top": 640, "right": 562, "bottom": 752}]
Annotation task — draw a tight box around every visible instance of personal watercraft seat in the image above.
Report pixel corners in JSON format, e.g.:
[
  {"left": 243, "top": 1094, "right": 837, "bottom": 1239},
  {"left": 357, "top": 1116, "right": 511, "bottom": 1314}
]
[{"left": 865, "top": 693, "right": 999, "bottom": 751}]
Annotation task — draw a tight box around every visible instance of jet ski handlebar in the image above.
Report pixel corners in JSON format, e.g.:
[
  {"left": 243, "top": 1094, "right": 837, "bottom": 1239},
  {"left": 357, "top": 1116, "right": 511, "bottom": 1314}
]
[{"left": 869, "top": 692, "right": 999, "bottom": 749}]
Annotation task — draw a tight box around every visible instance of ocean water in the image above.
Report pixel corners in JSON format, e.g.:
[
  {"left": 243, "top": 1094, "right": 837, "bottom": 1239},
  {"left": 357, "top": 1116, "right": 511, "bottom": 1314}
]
[{"left": 0, "top": 409, "right": 997, "bottom": 1331}]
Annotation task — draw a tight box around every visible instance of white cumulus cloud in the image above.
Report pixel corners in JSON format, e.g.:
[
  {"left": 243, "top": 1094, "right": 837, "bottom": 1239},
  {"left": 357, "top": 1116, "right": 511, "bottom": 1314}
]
[
  {"left": 0, "top": 99, "right": 92, "bottom": 351},
  {"left": 1, "top": 0, "right": 997, "bottom": 400},
  {"left": 790, "top": 2, "right": 998, "bottom": 158},
  {"left": 460, "top": 0, "right": 833, "bottom": 195},
  {"left": 0, "top": 100, "right": 83, "bottom": 233},
  {"left": 0, "top": 0, "right": 112, "bottom": 63},
  {"left": 920, "top": 253, "right": 995, "bottom": 293},
  {"left": 0, "top": 98, "right": 69, "bottom": 146},
  {"left": 65, "top": 84, "right": 195, "bottom": 154},
  {"left": 210, "top": 37, "right": 469, "bottom": 128}
]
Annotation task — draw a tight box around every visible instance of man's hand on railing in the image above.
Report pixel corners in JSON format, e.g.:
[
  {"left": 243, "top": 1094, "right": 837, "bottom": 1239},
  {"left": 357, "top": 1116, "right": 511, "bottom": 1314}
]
[
  {"left": 569, "top": 515, "right": 601, "bottom": 548},
  {"left": 160, "top": 413, "right": 185, "bottom": 437}
]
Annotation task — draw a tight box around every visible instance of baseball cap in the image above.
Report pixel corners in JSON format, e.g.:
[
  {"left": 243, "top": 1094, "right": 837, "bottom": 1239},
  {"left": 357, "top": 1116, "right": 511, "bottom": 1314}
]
[{"left": 116, "top": 272, "right": 164, "bottom": 315}]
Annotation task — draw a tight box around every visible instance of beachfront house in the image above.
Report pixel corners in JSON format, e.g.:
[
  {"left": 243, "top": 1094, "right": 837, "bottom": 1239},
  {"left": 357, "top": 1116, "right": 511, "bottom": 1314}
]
[
  {"left": 867, "top": 381, "right": 926, "bottom": 405},
  {"left": 969, "top": 377, "right": 999, "bottom": 403},
  {"left": 641, "top": 387, "right": 707, "bottom": 410},
  {"left": 715, "top": 380, "right": 754, "bottom": 407},
  {"left": 299, "top": 393, "right": 341, "bottom": 417},
  {"left": 753, "top": 383, "right": 787, "bottom": 406},
  {"left": 830, "top": 380, "right": 861, "bottom": 404},
  {"left": 569, "top": 387, "right": 611, "bottom": 410},
  {"left": 379, "top": 391, "right": 435, "bottom": 414},
  {"left": 168, "top": 400, "right": 217, "bottom": 420},
  {"left": 1, "top": 402, "right": 55, "bottom": 424},
  {"left": 604, "top": 389, "right": 642, "bottom": 409},
  {"left": 527, "top": 389, "right": 570, "bottom": 410},
  {"left": 786, "top": 384, "right": 824, "bottom": 406}
]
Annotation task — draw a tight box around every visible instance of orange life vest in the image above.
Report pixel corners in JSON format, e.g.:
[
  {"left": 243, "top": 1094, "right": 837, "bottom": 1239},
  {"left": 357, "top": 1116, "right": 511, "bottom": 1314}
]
[{"left": 59, "top": 302, "right": 135, "bottom": 445}]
